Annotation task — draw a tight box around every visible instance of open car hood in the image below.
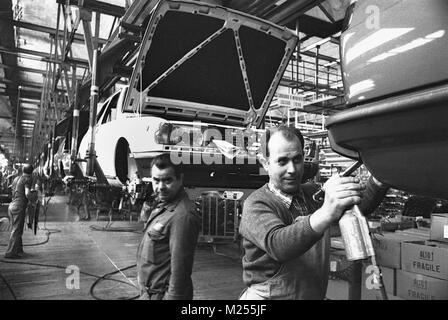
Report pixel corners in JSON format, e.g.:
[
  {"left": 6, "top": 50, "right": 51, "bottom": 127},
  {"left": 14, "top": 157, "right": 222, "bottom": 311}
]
[{"left": 124, "top": 0, "right": 298, "bottom": 127}]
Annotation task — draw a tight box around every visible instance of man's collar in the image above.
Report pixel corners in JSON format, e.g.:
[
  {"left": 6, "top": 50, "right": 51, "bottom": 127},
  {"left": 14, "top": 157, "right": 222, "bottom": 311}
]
[
  {"left": 268, "top": 183, "right": 293, "bottom": 207},
  {"left": 267, "top": 183, "right": 305, "bottom": 208}
]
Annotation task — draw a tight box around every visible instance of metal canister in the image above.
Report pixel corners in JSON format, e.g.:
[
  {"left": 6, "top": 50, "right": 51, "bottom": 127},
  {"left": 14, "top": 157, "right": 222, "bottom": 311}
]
[
  {"left": 353, "top": 205, "right": 376, "bottom": 257},
  {"left": 339, "top": 208, "right": 369, "bottom": 261}
]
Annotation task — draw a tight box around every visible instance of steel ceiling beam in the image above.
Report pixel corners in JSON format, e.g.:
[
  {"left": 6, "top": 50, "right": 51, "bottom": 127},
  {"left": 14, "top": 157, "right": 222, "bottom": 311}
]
[
  {"left": 279, "top": 78, "right": 343, "bottom": 97},
  {"left": 301, "top": 50, "right": 338, "bottom": 62},
  {"left": 0, "top": 45, "right": 89, "bottom": 67},
  {"left": 244, "top": 0, "right": 276, "bottom": 16},
  {"left": 0, "top": 63, "right": 85, "bottom": 81},
  {"left": 263, "top": 0, "right": 327, "bottom": 25},
  {"left": 318, "top": 3, "right": 336, "bottom": 23},
  {"left": 0, "top": 78, "right": 69, "bottom": 91},
  {"left": 0, "top": 62, "right": 46, "bottom": 75},
  {"left": 12, "top": 20, "right": 108, "bottom": 45},
  {"left": 56, "top": 0, "right": 125, "bottom": 17},
  {"left": 0, "top": 90, "right": 41, "bottom": 100},
  {"left": 289, "top": 14, "right": 343, "bottom": 39}
]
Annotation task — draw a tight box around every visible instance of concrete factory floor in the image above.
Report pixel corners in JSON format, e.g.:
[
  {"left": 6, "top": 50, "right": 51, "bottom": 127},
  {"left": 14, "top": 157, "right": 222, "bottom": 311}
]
[{"left": 0, "top": 192, "right": 348, "bottom": 300}]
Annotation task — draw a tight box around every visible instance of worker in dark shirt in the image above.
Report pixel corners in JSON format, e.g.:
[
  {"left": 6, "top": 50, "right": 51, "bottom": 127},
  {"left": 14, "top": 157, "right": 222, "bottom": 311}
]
[
  {"left": 136, "top": 154, "right": 200, "bottom": 300},
  {"left": 4, "top": 164, "right": 37, "bottom": 259}
]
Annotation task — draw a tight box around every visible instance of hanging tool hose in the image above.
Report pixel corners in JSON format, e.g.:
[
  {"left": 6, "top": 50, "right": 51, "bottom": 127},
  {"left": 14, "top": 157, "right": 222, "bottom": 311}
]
[
  {"left": 0, "top": 193, "right": 141, "bottom": 300},
  {"left": 313, "top": 160, "right": 388, "bottom": 300}
]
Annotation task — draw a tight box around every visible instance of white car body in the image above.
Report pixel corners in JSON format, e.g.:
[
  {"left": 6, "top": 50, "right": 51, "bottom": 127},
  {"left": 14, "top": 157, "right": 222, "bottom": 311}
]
[{"left": 76, "top": 0, "right": 299, "bottom": 190}]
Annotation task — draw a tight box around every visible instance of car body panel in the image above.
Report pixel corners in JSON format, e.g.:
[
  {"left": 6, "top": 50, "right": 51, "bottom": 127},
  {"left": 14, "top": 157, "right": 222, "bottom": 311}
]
[
  {"left": 77, "top": 86, "right": 270, "bottom": 188},
  {"left": 76, "top": 0, "right": 299, "bottom": 188},
  {"left": 341, "top": 0, "right": 448, "bottom": 104},
  {"left": 327, "top": 0, "right": 448, "bottom": 199}
]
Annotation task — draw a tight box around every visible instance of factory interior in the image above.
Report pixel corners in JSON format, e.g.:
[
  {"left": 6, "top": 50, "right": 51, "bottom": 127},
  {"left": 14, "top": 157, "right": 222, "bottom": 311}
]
[{"left": 0, "top": 0, "right": 448, "bottom": 302}]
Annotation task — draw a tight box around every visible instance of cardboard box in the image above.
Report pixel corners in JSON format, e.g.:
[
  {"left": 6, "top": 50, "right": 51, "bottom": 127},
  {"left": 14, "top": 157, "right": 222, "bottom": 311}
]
[
  {"left": 430, "top": 213, "right": 448, "bottom": 243},
  {"left": 396, "top": 270, "right": 448, "bottom": 300},
  {"left": 401, "top": 241, "right": 448, "bottom": 280},
  {"left": 361, "top": 262, "right": 396, "bottom": 299},
  {"left": 371, "top": 232, "right": 428, "bottom": 269},
  {"left": 396, "top": 227, "right": 430, "bottom": 238}
]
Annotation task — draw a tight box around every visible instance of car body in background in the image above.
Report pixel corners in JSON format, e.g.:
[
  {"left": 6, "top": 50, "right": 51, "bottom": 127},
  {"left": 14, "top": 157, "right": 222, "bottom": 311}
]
[{"left": 76, "top": 0, "right": 300, "bottom": 192}]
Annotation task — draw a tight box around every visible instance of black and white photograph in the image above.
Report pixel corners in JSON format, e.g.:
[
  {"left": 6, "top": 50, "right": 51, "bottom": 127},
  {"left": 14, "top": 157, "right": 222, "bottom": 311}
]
[{"left": 0, "top": 0, "right": 447, "bottom": 308}]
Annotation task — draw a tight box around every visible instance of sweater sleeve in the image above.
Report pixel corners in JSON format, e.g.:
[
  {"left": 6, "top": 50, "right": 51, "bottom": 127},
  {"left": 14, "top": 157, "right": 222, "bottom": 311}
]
[
  {"left": 240, "top": 194, "right": 323, "bottom": 263},
  {"left": 166, "top": 210, "right": 200, "bottom": 300},
  {"left": 358, "top": 175, "right": 389, "bottom": 216}
]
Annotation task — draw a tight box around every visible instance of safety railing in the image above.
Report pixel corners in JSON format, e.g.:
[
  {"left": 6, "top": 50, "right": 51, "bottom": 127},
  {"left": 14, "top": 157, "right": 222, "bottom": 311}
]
[{"left": 197, "top": 191, "right": 242, "bottom": 243}]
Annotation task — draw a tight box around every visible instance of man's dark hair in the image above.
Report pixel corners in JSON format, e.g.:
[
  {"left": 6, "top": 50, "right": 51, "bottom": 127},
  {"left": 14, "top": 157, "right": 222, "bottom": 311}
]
[
  {"left": 151, "top": 153, "right": 183, "bottom": 178},
  {"left": 23, "top": 163, "right": 33, "bottom": 175},
  {"left": 263, "top": 125, "right": 304, "bottom": 158}
]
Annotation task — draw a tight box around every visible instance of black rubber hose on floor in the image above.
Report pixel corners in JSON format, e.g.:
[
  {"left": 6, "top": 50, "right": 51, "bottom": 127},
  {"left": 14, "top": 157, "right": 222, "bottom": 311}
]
[
  {"left": 1, "top": 196, "right": 140, "bottom": 300},
  {"left": 0, "top": 259, "right": 139, "bottom": 300},
  {"left": 0, "top": 269, "right": 17, "bottom": 300},
  {"left": 89, "top": 224, "right": 142, "bottom": 234},
  {"left": 89, "top": 264, "right": 139, "bottom": 300},
  {"left": 0, "top": 195, "right": 61, "bottom": 248}
]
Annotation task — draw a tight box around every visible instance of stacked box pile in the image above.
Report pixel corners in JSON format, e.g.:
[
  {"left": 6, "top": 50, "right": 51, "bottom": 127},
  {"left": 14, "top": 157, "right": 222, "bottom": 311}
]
[
  {"left": 396, "top": 214, "right": 448, "bottom": 300},
  {"left": 361, "top": 228, "right": 429, "bottom": 300}
]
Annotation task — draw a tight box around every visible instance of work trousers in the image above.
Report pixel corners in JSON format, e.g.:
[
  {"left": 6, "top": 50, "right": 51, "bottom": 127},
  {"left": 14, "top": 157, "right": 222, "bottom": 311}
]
[{"left": 5, "top": 204, "right": 26, "bottom": 256}]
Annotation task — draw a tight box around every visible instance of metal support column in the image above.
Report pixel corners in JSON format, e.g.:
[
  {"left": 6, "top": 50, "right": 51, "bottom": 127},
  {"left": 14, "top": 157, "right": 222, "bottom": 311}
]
[
  {"left": 315, "top": 45, "right": 320, "bottom": 96},
  {"left": 70, "top": 80, "right": 80, "bottom": 174},
  {"left": 86, "top": 11, "right": 100, "bottom": 176},
  {"left": 48, "top": 129, "right": 55, "bottom": 177},
  {"left": 295, "top": 19, "right": 300, "bottom": 87}
]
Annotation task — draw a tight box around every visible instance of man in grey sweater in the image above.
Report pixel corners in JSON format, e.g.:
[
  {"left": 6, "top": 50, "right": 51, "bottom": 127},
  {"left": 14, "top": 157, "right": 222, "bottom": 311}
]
[{"left": 239, "top": 126, "right": 388, "bottom": 300}]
